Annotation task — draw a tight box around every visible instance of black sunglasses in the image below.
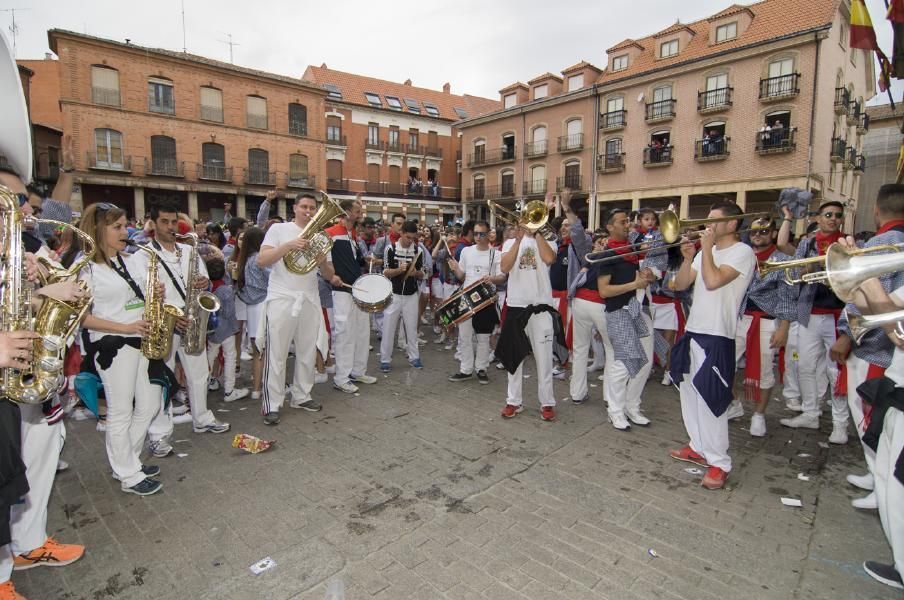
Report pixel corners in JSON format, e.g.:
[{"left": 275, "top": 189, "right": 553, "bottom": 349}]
[
  {"left": 94, "top": 202, "right": 116, "bottom": 223},
  {"left": 474, "top": 231, "right": 488, "bottom": 237},
  {"left": 823, "top": 211, "right": 843, "bottom": 219}
]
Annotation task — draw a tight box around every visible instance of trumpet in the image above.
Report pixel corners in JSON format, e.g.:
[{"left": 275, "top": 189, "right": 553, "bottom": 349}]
[
  {"left": 487, "top": 199, "right": 556, "bottom": 241},
  {"left": 846, "top": 308, "right": 904, "bottom": 344}
]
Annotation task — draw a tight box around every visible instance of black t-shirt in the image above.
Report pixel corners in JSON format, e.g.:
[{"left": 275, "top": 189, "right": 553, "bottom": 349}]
[
  {"left": 803, "top": 238, "right": 845, "bottom": 310},
  {"left": 580, "top": 263, "right": 603, "bottom": 293},
  {"left": 386, "top": 244, "right": 424, "bottom": 296},
  {"left": 549, "top": 244, "right": 569, "bottom": 292},
  {"left": 596, "top": 251, "right": 639, "bottom": 313}
]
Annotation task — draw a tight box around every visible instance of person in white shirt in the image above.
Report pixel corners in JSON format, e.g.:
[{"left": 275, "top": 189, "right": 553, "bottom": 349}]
[
  {"left": 668, "top": 202, "right": 756, "bottom": 491},
  {"left": 379, "top": 221, "right": 425, "bottom": 371},
  {"left": 447, "top": 220, "right": 504, "bottom": 384},
  {"left": 256, "top": 193, "right": 335, "bottom": 425},
  {"left": 133, "top": 202, "right": 229, "bottom": 459}
]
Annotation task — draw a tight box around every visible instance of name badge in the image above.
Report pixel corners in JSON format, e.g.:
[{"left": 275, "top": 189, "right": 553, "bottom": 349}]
[{"left": 125, "top": 298, "right": 145, "bottom": 311}]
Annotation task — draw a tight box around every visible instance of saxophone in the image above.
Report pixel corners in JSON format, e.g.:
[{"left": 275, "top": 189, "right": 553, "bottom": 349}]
[
  {"left": 135, "top": 245, "right": 184, "bottom": 360},
  {"left": 0, "top": 186, "right": 96, "bottom": 404},
  {"left": 177, "top": 233, "right": 220, "bottom": 355}
]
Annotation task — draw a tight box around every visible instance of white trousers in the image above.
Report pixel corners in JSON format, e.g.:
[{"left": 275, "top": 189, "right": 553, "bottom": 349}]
[
  {"left": 506, "top": 312, "right": 555, "bottom": 408},
  {"left": 680, "top": 339, "right": 731, "bottom": 471},
  {"left": 601, "top": 311, "right": 654, "bottom": 418},
  {"left": 846, "top": 353, "right": 879, "bottom": 477},
  {"left": 97, "top": 345, "right": 161, "bottom": 488},
  {"left": 262, "top": 296, "right": 320, "bottom": 413},
  {"left": 9, "top": 405, "right": 64, "bottom": 555},
  {"left": 734, "top": 315, "right": 777, "bottom": 391},
  {"left": 380, "top": 293, "right": 420, "bottom": 363},
  {"left": 798, "top": 314, "right": 848, "bottom": 423},
  {"left": 569, "top": 298, "right": 607, "bottom": 402},
  {"left": 589, "top": 329, "right": 605, "bottom": 370},
  {"left": 207, "top": 336, "right": 237, "bottom": 393},
  {"left": 149, "top": 334, "right": 216, "bottom": 441},
  {"left": 875, "top": 406, "right": 904, "bottom": 576},
  {"left": 458, "top": 316, "right": 492, "bottom": 375},
  {"left": 333, "top": 291, "right": 371, "bottom": 385},
  {"left": 783, "top": 322, "right": 803, "bottom": 402}
]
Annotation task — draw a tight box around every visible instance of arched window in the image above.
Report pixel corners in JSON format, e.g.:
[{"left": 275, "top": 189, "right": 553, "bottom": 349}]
[
  {"left": 200, "top": 87, "right": 223, "bottom": 122},
  {"left": 93, "top": 128, "right": 124, "bottom": 169},
  {"left": 289, "top": 103, "right": 307, "bottom": 136},
  {"left": 289, "top": 153, "right": 310, "bottom": 186},
  {"left": 246, "top": 96, "right": 268, "bottom": 130},
  {"left": 247, "top": 148, "right": 270, "bottom": 184},
  {"left": 473, "top": 174, "right": 485, "bottom": 200},
  {"left": 563, "top": 160, "right": 581, "bottom": 190},
  {"left": 528, "top": 165, "right": 546, "bottom": 195},
  {"left": 473, "top": 138, "right": 486, "bottom": 164},
  {"left": 530, "top": 126, "right": 547, "bottom": 155},
  {"left": 602, "top": 138, "right": 624, "bottom": 170},
  {"left": 150, "top": 135, "right": 178, "bottom": 176},
  {"left": 560, "top": 119, "right": 583, "bottom": 151},
  {"left": 501, "top": 169, "right": 515, "bottom": 197},
  {"left": 700, "top": 121, "right": 727, "bottom": 157},
  {"left": 91, "top": 66, "right": 120, "bottom": 106},
  {"left": 201, "top": 143, "right": 226, "bottom": 180}
]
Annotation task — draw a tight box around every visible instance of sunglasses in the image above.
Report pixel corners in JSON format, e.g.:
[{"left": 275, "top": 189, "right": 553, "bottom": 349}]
[
  {"left": 474, "top": 232, "right": 488, "bottom": 237},
  {"left": 823, "top": 211, "right": 843, "bottom": 219},
  {"left": 750, "top": 229, "right": 771, "bottom": 236},
  {"left": 94, "top": 202, "right": 116, "bottom": 223},
  {"left": 16, "top": 193, "right": 28, "bottom": 207}
]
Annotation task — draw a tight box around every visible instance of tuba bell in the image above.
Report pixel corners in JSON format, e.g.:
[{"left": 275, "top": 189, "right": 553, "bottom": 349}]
[
  {"left": 487, "top": 199, "right": 556, "bottom": 241},
  {"left": 845, "top": 308, "right": 904, "bottom": 344},
  {"left": 283, "top": 191, "right": 345, "bottom": 275}
]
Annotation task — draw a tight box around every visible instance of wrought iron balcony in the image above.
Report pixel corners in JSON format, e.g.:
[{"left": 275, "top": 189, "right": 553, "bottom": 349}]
[
  {"left": 555, "top": 174, "right": 582, "bottom": 192},
  {"left": 286, "top": 174, "right": 315, "bottom": 189},
  {"left": 524, "top": 140, "right": 548, "bottom": 157},
  {"left": 600, "top": 109, "right": 627, "bottom": 131},
  {"left": 830, "top": 137, "right": 847, "bottom": 163},
  {"left": 557, "top": 133, "right": 584, "bottom": 153},
  {"left": 365, "top": 140, "right": 386, "bottom": 151},
  {"left": 697, "top": 87, "right": 732, "bottom": 112},
  {"left": 522, "top": 179, "right": 547, "bottom": 197},
  {"left": 854, "top": 154, "right": 866, "bottom": 172},
  {"left": 197, "top": 163, "right": 233, "bottom": 182},
  {"left": 857, "top": 111, "right": 870, "bottom": 134},
  {"left": 465, "top": 187, "right": 486, "bottom": 201},
  {"left": 694, "top": 137, "right": 730, "bottom": 161},
  {"left": 485, "top": 183, "right": 516, "bottom": 200},
  {"left": 406, "top": 144, "right": 425, "bottom": 155},
  {"left": 387, "top": 140, "right": 404, "bottom": 153},
  {"left": 847, "top": 101, "right": 862, "bottom": 126},
  {"left": 467, "top": 147, "right": 516, "bottom": 167},
  {"left": 759, "top": 73, "right": 800, "bottom": 100},
  {"left": 834, "top": 87, "right": 852, "bottom": 115},
  {"left": 425, "top": 146, "right": 443, "bottom": 158},
  {"left": 844, "top": 147, "right": 857, "bottom": 170},
  {"left": 87, "top": 152, "right": 131, "bottom": 172},
  {"left": 326, "top": 177, "right": 349, "bottom": 191},
  {"left": 365, "top": 181, "right": 385, "bottom": 193},
  {"left": 91, "top": 87, "right": 120, "bottom": 106},
  {"left": 643, "top": 145, "right": 673, "bottom": 167},
  {"left": 144, "top": 158, "right": 184, "bottom": 178},
  {"left": 326, "top": 133, "right": 347, "bottom": 146},
  {"left": 755, "top": 127, "right": 796, "bottom": 154},
  {"left": 597, "top": 153, "right": 625, "bottom": 173},
  {"left": 243, "top": 168, "right": 276, "bottom": 186},
  {"left": 645, "top": 99, "right": 676, "bottom": 122}
]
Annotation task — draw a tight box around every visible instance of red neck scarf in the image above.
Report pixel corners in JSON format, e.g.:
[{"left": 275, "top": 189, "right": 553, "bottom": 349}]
[
  {"left": 814, "top": 230, "right": 842, "bottom": 255},
  {"left": 877, "top": 219, "right": 904, "bottom": 235},
  {"left": 211, "top": 279, "right": 225, "bottom": 292},
  {"left": 606, "top": 238, "right": 639, "bottom": 264},
  {"left": 388, "top": 231, "right": 400, "bottom": 243},
  {"left": 754, "top": 244, "right": 776, "bottom": 264},
  {"left": 559, "top": 237, "right": 571, "bottom": 251}
]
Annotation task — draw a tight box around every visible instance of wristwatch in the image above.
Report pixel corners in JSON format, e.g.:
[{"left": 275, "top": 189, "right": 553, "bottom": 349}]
[{"left": 60, "top": 166, "right": 75, "bottom": 173}]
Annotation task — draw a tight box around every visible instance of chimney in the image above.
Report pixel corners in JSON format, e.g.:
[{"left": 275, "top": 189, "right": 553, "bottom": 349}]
[
  {"left": 321, "top": 62, "right": 327, "bottom": 68},
  {"left": 442, "top": 82, "right": 450, "bottom": 94},
  {"left": 44, "top": 53, "right": 53, "bottom": 60},
  {"left": 404, "top": 78, "right": 412, "bottom": 86}
]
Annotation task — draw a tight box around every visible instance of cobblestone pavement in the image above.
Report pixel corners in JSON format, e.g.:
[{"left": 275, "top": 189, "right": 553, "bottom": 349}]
[{"left": 14, "top": 329, "right": 901, "bottom": 600}]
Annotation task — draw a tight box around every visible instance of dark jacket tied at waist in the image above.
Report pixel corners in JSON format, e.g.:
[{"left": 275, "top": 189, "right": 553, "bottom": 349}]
[
  {"left": 669, "top": 332, "right": 736, "bottom": 417},
  {"left": 496, "top": 305, "right": 568, "bottom": 375},
  {"left": 855, "top": 376, "right": 904, "bottom": 486}
]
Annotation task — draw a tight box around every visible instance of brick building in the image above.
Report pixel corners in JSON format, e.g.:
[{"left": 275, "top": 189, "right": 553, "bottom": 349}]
[
  {"left": 47, "top": 29, "right": 327, "bottom": 221},
  {"left": 301, "top": 65, "right": 498, "bottom": 225},
  {"left": 18, "top": 56, "right": 63, "bottom": 190},
  {"left": 458, "top": 0, "right": 876, "bottom": 231}
]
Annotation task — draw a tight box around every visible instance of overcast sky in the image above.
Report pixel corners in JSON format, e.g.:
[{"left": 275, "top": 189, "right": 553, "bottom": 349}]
[{"left": 5, "top": 0, "right": 901, "bottom": 104}]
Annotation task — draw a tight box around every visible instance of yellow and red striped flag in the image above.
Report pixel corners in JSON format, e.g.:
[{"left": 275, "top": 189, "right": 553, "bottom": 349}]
[
  {"left": 850, "top": 0, "right": 880, "bottom": 50},
  {"left": 889, "top": 0, "right": 904, "bottom": 24}
]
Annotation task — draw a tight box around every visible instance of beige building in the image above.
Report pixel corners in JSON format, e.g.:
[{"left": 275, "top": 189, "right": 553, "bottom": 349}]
[
  {"left": 458, "top": 0, "right": 876, "bottom": 230},
  {"left": 856, "top": 103, "right": 904, "bottom": 230}
]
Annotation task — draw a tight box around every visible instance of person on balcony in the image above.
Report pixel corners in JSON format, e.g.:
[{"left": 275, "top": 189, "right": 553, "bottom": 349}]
[{"left": 771, "top": 120, "right": 785, "bottom": 146}]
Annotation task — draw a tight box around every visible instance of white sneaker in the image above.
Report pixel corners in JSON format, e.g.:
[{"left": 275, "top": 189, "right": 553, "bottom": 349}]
[
  {"left": 433, "top": 325, "right": 442, "bottom": 335},
  {"left": 434, "top": 333, "right": 446, "bottom": 345},
  {"left": 852, "top": 491, "right": 878, "bottom": 510},
  {"left": 420, "top": 315, "right": 429, "bottom": 325},
  {"left": 333, "top": 381, "right": 359, "bottom": 394},
  {"left": 251, "top": 391, "right": 261, "bottom": 400},
  {"left": 828, "top": 421, "right": 849, "bottom": 445},
  {"left": 173, "top": 413, "right": 193, "bottom": 425},
  {"left": 397, "top": 342, "right": 407, "bottom": 352},
  {"left": 223, "top": 388, "right": 249, "bottom": 402},
  {"left": 96, "top": 419, "right": 106, "bottom": 432},
  {"left": 626, "top": 409, "right": 650, "bottom": 427},
  {"left": 444, "top": 341, "right": 455, "bottom": 351},
  {"left": 725, "top": 400, "right": 744, "bottom": 421},
  {"left": 208, "top": 377, "right": 221, "bottom": 392},
  {"left": 785, "top": 398, "right": 803, "bottom": 412},
  {"left": 418, "top": 329, "right": 425, "bottom": 337},
  {"left": 241, "top": 351, "right": 252, "bottom": 361},
  {"left": 71, "top": 407, "right": 93, "bottom": 421},
  {"left": 609, "top": 414, "right": 631, "bottom": 431},
  {"left": 418, "top": 339, "right": 427, "bottom": 346},
  {"left": 174, "top": 390, "right": 188, "bottom": 404},
  {"left": 660, "top": 372, "right": 672, "bottom": 386},
  {"left": 352, "top": 374, "right": 377, "bottom": 385},
  {"left": 846, "top": 472, "right": 875, "bottom": 491},
  {"left": 57, "top": 459, "right": 69, "bottom": 472},
  {"left": 314, "top": 372, "right": 329, "bottom": 384},
  {"left": 750, "top": 413, "right": 767, "bottom": 437},
  {"left": 780, "top": 412, "right": 820, "bottom": 429},
  {"left": 172, "top": 402, "right": 190, "bottom": 416},
  {"left": 552, "top": 367, "right": 566, "bottom": 380}
]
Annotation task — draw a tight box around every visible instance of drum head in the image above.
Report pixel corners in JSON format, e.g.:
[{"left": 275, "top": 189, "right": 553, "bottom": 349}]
[{"left": 353, "top": 274, "right": 392, "bottom": 301}]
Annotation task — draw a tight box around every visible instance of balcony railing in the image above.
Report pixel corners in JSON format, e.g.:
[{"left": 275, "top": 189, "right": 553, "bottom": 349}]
[
  {"left": 387, "top": 140, "right": 404, "bottom": 153},
  {"left": 326, "top": 177, "right": 349, "bottom": 190},
  {"left": 522, "top": 179, "right": 547, "bottom": 197},
  {"left": 246, "top": 114, "right": 268, "bottom": 130},
  {"left": 485, "top": 183, "right": 516, "bottom": 200},
  {"left": 830, "top": 137, "right": 847, "bottom": 163},
  {"left": 87, "top": 152, "right": 131, "bottom": 172},
  {"left": 406, "top": 144, "right": 425, "bottom": 155},
  {"left": 467, "top": 147, "right": 516, "bottom": 167},
  {"left": 645, "top": 99, "right": 676, "bottom": 122},
  {"left": 91, "top": 87, "right": 120, "bottom": 106},
  {"left": 524, "top": 140, "right": 548, "bottom": 157},
  {"left": 855, "top": 154, "right": 866, "bottom": 172},
  {"left": 200, "top": 105, "right": 224, "bottom": 122},
  {"left": 365, "top": 140, "right": 386, "bottom": 151},
  {"left": 597, "top": 153, "right": 625, "bottom": 173},
  {"left": 286, "top": 174, "right": 315, "bottom": 189},
  {"left": 601, "top": 109, "right": 627, "bottom": 130},
  {"left": 557, "top": 133, "right": 584, "bottom": 153},
  {"left": 694, "top": 137, "right": 730, "bottom": 161},
  {"left": 144, "top": 158, "right": 184, "bottom": 177},
  {"left": 197, "top": 163, "right": 233, "bottom": 182},
  {"left": 555, "top": 174, "right": 582, "bottom": 192},
  {"left": 844, "top": 147, "right": 857, "bottom": 170},
  {"left": 834, "top": 87, "right": 852, "bottom": 115},
  {"left": 365, "top": 181, "right": 385, "bottom": 193},
  {"left": 243, "top": 168, "right": 277, "bottom": 186},
  {"left": 847, "top": 101, "right": 862, "bottom": 126},
  {"left": 759, "top": 73, "right": 800, "bottom": 100},
  {"left": 857, "top": 111, "right": 870, "bottom": 134},
  {"left": 643, "top": 145, "right": 673, "bottom": 167},
  {"left": 326, "top": 134, "right": 347, "bottom": 146},
  {"left": 755, "top": 127, "right": 796, "bottom": 154},
  {"left": 466, "top": 187, "right": 486, "bottom": 201},
  {"left": 697, "top": 87, "right": 732, "bottom": 112},
  {"left": 425, "top": 146, "right": 442, "bottom": 158}
]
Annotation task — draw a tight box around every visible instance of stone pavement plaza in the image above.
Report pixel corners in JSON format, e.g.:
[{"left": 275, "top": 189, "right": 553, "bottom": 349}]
[{"left": 14, "top": 336, "right": 902, "bottom": 600}]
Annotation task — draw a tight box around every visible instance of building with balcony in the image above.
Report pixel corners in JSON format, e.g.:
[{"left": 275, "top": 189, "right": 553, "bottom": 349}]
[
  {"left": 856, "top": 103, "right": 902, "bottom": 227},
  {"left": 456, "top": 0, "right": 875, "bottom": 231},
  {"left": 45, "top": 29, "right": 327, "bottom": 221},
  {"left": 301, "top": 65, "right": 498, "bottom": 224}
]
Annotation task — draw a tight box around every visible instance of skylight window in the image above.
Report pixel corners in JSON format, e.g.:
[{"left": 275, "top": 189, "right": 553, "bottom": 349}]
[
  {"left": 385, "top": 96, "right": 403, "bottom": 111},
  {"left": 424, "top": 102, "right": 439, "bottom": 117},
  {"left": 404, "top": 98, "right": 421, "bottom": 113},
  {"left": 364, "top": 92, "right": 382, "bottom": 107},
  {"left": 454, "top": 107, "right": 468, "bottom": 119},
  {"left": 323, "top": 83, "right": 342, "bottom": 100}
]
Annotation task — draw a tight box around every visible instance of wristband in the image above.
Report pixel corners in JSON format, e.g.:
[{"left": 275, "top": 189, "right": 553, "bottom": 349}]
[{"left": 60, "top": 166, "right": 75, "bottom": 173}]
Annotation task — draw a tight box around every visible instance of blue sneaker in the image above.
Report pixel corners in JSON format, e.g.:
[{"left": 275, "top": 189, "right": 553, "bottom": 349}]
[
  {"left": 380, "top": 363, "right": 391, "bottom": 373},
  {"left": 141, "top": 465, "right": 161, "bottom": 478},
  {"left": 409, "top": 359, "right": 424, "bottom": 369}
]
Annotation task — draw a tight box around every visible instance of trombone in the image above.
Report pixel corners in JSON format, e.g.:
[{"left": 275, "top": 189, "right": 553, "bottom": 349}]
[
  {"left": 487, "top": 199, "right": 557, "bottom": 241},
  {"left": 846, "top": 308, "right": 904, "bottom": 344},
  {"left": 583, "top": 210, "right": 773, "bottom": 265}
]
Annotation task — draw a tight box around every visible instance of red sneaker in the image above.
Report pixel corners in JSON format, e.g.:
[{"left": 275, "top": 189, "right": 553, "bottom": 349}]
[
  {"left": 701, "top": 466, "right": 728, "bottom": 490},
  {"left": 0, "top": 581, "right": 25, "bottom": 600},
  {"left": 669, "top": 446, "right": 710, "bottom": 467},
  {"left": 540, "top": 406, "right": 556, "bottom": 421},
  {"left": 500, "top": 404, "right": 523, "bottom": 418}
]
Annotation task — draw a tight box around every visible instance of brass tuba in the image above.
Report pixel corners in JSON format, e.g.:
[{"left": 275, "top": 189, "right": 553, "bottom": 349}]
[
  {"left": 487, "top": 199, "right": 556, "bottom": 241},
  {"left": 177, "top": 233, "right": 221, "bottom": 355},
  {"left": 283, "top": 191, "right": 345, "bottom": 275},
  {"left": 135, "top": 245, "right": 184, "bottom": 360}
]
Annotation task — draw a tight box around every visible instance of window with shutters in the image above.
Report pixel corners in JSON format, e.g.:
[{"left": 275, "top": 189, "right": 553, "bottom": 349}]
[
  {"left": 367, "top": 163, "right": 381, "bottom": 189},
  {"left": 247, "top": 148, "right": 270, "bottom": 184},
  {"left": 289, "top": 153, "right": 310, "bottom": 186},
  {"left": 427, "top": 131, "right": 439, "bottom": 154},
  {"left": 246, "top": 96, "right": 268, "bottom": 130},
  {"left": 201, "top": 143, "right": 227, "bottom": 180},
  {"left": 388, "top": 165, "right": 401, "bottom": 193},
  {"left": 533, "top": 84, "right": 548, "bottom": 100},
  {"left": 150, "top": 136, "right": 178, "bottom": 176},
  {"left": 408, "top": 129, "right": 419, "bottom": 153},
  {"left": 91, "top": 66, "right": 120, "bottom": 106},
  {"left": 200, "top": 87, "right": 223, "bottom": 122},
  {"left": 94, "top": 129, "right": 125, "bottom": 169},
  {"left": 473, "top": 175, "right": 485, "bottom": 200},
  {"left": 148, "top": 77, "right": 175, "bottom": 114},
  {"left": 501, "top": 170, "right": 515, "bottom": 197},
  {"left": 326, "top": 116, "right": 343, "bottom": 144},
  {"left": 367, "top": 123, "right": 380, "bottom": 147},
  {"left": 289, "top": 103, "right": 307, "bottom": 136},
  {"left": 388, "top": 127, "right": 400, "bottom": 151},
  {"left": 327, "top": 159, "right": 343, "bottom": 187}
]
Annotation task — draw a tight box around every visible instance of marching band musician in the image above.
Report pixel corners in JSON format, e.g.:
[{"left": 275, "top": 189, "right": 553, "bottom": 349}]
[
  {"left": 446, "top": 220, "right": 504, "bottom": 384},
  {"left": 728, "top": 218, "right": 795, "bottom": 438},
  {"left": 379, "top": 220, "right": 426, "bottom": 372},
  {"left": 776, "top": 201, "right": 849, "bottom": 444},
  {"left": 669, "top": 202, "right": 756, "bottom": 490},
  {"left": 256, "top": 193, "right": 335, "bottom": 425},
  {"left": 135, "top": 201, "right": 229, "bottom": 460}
]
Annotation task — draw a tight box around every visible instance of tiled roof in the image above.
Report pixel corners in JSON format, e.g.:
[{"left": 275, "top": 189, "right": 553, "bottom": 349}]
[
  {"left": 865, "top": 103, "right": 904, "bottom": 121},
  {"left": 499, "top": 81, "right": 529, "bottom": 93},
  {"left": 562, "top": 60, "right": 602, "bottom": 74},
  {"left": 598, "top": 0, "right": 839, "bottom": 85},
  {"left": 302, "top": 65, "right": 499, "bottom": 122},
  {"left": 607, "top": 39, "right": 645, "bottom": 53},
  {"left": 528, "top": 72, "right": 563, "bottom": 85},
  {"left": 707, "top": 3, "right": 755, "bottom": 21},
  {"left": 653, "top": 21, "right": 696, "bottom": 38}
]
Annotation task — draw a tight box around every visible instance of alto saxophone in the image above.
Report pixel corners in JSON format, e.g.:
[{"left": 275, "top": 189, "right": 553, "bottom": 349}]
[
  {"left": 135, "top": 245, "right": 184, "bottom": 360},
  {"left": 177, "top": 233, "right": 220, "bottom": 355}
]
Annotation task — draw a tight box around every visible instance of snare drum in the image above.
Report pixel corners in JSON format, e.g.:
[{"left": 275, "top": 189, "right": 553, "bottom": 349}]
[
  {"left": 351, "top": 274, "right": 393, "bottom": 313},
  {"left": 436, "top": 277, "right": 497, "bottom": 328}
]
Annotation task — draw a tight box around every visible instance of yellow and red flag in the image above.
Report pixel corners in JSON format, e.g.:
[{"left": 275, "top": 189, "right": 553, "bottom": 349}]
[
  {"left": 850, "top": 0, "right": 880, "bottom": 50},
  {"left": 889, "top": 0, "right": 904, "bottom": 24}
]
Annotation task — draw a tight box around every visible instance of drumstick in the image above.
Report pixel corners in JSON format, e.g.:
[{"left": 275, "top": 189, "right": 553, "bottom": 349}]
[{"left": 340, "top": 281, "right": 354, "bottom": 289}]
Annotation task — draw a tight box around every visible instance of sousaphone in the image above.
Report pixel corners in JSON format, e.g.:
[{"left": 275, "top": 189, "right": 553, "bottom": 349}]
[{"left": 0, "top": 28, "right": 33, "bottom": 183}]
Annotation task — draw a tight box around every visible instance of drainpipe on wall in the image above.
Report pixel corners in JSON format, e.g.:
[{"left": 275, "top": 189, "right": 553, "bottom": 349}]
[
  {"left": 806, "top": 31, "right": 821, "bottom": 196},
  {"left": 590, "top": 89, "right": 601, "bottom": 230},
  {"left": 521, "top": 110, "right": 526, "bottom": 212}
]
